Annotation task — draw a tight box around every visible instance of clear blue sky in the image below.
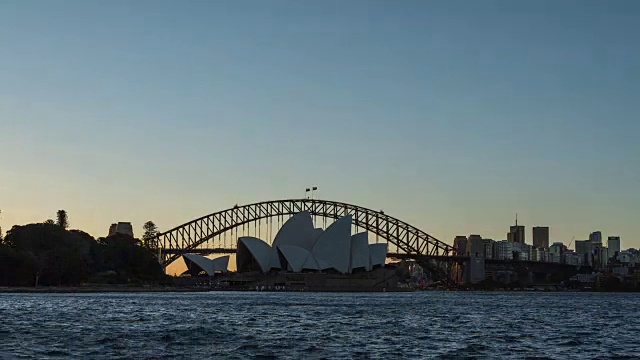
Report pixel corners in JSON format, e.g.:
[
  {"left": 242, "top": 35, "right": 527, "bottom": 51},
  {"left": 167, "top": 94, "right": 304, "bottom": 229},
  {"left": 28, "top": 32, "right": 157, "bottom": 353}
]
[{"left": 1, "top": 0, "right": 639, "bottom": 249}]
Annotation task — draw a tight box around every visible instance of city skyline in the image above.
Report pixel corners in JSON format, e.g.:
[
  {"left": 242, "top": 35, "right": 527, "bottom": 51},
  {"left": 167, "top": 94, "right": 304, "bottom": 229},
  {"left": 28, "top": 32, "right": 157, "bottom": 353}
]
[{"left": 1, "top": 1, "right": 639, "bottom": 248}]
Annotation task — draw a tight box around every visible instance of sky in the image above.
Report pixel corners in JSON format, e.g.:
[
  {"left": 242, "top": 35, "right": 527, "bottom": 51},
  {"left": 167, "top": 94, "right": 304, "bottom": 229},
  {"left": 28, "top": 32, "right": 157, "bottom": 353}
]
[{"left": 1, "top": 0, "right": 639, "bottom": 251}]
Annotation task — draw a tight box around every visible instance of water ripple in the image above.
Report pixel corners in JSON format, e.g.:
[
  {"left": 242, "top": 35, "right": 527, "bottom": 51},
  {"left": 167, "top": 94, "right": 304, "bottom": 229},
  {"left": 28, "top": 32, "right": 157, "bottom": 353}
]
[{"left": 0, "top": 292, "right": 639, "bottom": 359}]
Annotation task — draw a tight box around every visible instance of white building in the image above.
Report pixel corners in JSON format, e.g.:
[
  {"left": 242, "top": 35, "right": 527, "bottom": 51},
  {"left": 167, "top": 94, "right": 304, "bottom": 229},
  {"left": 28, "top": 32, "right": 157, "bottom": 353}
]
[
  {"left": 512, "top": 242, "right": 530, "bottom": 261},
  {"left": 182, "top": 254, "right": 230, "bottom": 275},
  {"left": 235, "top": 212, "right": 387, "bottom": 274},
  {"left": 495, "top": 240, "right": 513, "bottom": 260},
  {"left": 530, "top": 247, "right": 541, "bottom": 262}
]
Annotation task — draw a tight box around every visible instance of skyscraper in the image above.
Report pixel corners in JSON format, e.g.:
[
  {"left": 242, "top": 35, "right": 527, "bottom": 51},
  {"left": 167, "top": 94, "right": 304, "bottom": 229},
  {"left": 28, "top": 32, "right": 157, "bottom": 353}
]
[
  {"left": 532, "top": 226, "right": 550, "bottom": 249},
  {"left": 575, "top": 240, "right": 592, "bottom": 266},
  {"left": 589, "top": 231, "right": 602, "bottom": 244},
  {"left": 507, "top": 214, "right": 525, "bottom": 244},
  {"left": 608, "top": 236, "right": 621, "bottom": 258}
]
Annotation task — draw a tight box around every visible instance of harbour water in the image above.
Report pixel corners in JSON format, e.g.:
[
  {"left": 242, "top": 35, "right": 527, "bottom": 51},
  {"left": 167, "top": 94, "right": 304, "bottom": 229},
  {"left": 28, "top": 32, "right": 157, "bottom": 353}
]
[{"left": 1, "top": 291, "right": 638, "bottom": 359}]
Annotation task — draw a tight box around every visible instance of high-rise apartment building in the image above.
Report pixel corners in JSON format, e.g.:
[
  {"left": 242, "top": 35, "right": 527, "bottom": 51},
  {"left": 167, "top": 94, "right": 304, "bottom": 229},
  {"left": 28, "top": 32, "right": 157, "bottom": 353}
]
[
  {"left": 532, "top": 226, "right": 550, "bottom": 249},
  {"left": 495, "top": 240, "right": 513, "bottom": 260},
  {"left": 608, "top": 236, "right": 621, "bottom": 258},
  {"left": 482, "top": 239, "right": 495, "bottom": 259},
  {"left": 549, "top": 242, "right": 566, "bottom": 263}
]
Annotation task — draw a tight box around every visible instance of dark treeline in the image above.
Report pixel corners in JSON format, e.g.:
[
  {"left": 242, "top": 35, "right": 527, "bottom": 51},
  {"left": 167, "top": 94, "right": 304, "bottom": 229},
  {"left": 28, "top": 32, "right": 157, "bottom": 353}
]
[{"left": 0, "top": 222, "right": 169, "bottom": 287}]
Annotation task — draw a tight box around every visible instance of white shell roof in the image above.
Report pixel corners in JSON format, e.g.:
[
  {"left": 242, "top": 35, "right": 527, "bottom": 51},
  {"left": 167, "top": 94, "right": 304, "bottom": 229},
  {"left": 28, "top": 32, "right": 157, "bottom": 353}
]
[
  {"left": 369, "top": 243, "right": 388, "bottom": 268},
  {"left": 311, "top": 215, "right": 352, "bottom": 274},
  {"left": 312, "top": 228, "right": 324, "bottom": 243},
  {"left": 350, "top": 232, "right": 370, "bottom": 272},
  {"left": 277, "top": 245, "right": 312, "bottom": 273},
  {"left": 237, "top": 236, "right": 272, "bottom": 273},
  {"left": 212, "top": 256, "right": 230, "bottom": 273},
  {"left": 182, "top": 253, "right": 229, "bottom": 275},
  {"left": 272, "top": 211, "right": 315, "bottom": 251},
  {"left": 302, "top": 253, "right": 320, "bottom": 271}
]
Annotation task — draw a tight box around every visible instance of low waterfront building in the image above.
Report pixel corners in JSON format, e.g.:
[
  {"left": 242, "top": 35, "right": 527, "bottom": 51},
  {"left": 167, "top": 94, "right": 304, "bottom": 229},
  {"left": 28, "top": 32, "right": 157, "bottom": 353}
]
[
  {"left": 611, "top": 265, "right": 629, "bottom": 276},
  {"left": 570, "top": 273, "right": 596, "bottom": 285}
]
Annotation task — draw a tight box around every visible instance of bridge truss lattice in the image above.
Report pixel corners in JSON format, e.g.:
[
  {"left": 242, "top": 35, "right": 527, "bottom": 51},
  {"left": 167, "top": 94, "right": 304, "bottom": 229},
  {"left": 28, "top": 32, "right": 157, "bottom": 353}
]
[{"left": 155, "top": 199, "right": 454, "bottom": 268}]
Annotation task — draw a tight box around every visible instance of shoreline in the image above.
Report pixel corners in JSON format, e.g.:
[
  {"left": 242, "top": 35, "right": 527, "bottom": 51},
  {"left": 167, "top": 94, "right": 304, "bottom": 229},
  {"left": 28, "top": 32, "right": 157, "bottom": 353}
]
[
  {"left": 1, "top": 286, "right": 635, "bottom": 294},
  {"left": 0, "top": 286, "right": 210, "bottom": 294}
]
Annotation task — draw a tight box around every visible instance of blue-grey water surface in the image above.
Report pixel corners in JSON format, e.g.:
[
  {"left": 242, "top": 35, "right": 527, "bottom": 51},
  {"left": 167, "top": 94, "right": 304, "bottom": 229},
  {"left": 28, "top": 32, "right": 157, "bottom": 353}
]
[{"left": 1, "top": 291, "right": 639, "bottom": 359}]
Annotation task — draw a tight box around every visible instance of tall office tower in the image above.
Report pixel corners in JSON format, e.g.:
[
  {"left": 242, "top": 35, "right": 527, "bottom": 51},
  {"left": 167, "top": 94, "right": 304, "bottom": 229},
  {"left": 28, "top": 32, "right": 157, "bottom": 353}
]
[
  {"left": 575, "top": 240, "right": 592, "bottom": 266},
  {"left": 608, "top": 236, "right": 621, "bottom": 258},
  {"left": 507, "top": 214, "right": 525, "bottom": 244},
  {"left": 589, "top": 231, "right": 602, "bottom": 244},
  {"left": 532, "top": 226, "right": 550, "bottom": 249},
  {"left": 453, "top": 236, "right": 468, "bottom": 256}
]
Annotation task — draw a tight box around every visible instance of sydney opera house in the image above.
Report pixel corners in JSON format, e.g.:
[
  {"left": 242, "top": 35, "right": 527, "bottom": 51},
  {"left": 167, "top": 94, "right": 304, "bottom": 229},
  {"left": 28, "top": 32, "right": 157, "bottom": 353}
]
[{"left": 181, "top": 212, "right": 401, "bottom": 291}]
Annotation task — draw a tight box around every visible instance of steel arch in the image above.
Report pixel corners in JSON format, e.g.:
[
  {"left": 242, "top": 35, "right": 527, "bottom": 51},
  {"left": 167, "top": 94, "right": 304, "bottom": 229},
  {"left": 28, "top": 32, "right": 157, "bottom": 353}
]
[{"left": 155, "top": 199, "right": 454, "bottom": 267}]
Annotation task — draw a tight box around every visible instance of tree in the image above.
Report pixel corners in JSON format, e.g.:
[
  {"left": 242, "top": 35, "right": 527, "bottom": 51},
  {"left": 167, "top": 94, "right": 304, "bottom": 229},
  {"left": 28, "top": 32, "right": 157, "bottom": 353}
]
[
  {"left": 44, "top": 219, "right": 55, "bottom": 225},
  {"left": 142, "top": 221, "right": 159, "bottom": 249},
  {"left": 56, "top": 210, "right": 69, "bottom": 229}
]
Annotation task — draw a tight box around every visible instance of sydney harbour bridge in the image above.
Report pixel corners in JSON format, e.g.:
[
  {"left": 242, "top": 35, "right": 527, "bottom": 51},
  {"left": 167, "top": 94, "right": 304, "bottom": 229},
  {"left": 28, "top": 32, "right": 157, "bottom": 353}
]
[
  {"left": 153, "top": 198, "right": 463, "bottom": 281},
  {"left": 152, "top": 198, "right": 574, "bottom": 283}
]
